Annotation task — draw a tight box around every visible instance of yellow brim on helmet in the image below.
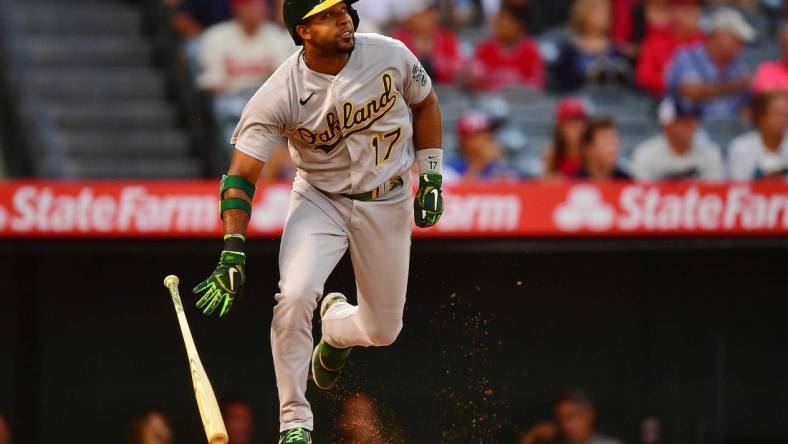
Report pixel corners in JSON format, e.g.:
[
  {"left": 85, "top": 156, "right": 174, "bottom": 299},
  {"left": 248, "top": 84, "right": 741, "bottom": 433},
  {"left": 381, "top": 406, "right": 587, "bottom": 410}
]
[{"left": 302, "top": 0, "right": 347, "bottom": 19}]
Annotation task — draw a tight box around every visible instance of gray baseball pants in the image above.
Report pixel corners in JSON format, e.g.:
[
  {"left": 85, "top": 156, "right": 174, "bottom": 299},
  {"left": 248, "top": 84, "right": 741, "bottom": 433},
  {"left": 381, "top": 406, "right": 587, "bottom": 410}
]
[{"left": 270, "top": 175, "right": 412, "bottom": 432}]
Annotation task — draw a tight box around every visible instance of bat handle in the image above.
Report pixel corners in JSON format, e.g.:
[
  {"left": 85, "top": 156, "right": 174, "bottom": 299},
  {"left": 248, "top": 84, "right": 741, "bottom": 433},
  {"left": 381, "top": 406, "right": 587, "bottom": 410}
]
[
  {"left": 164, "top": 275, "right": 185, "bottom": 314},
  {"left": 164, "top": 275, "right": 180, "bottom": 289}
]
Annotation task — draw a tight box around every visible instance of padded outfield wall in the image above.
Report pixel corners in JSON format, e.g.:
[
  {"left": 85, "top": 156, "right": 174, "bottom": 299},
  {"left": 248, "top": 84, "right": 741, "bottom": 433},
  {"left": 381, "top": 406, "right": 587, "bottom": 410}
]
[
  {"left": 1, "top": 180, "right": 787, "bottom": 443},
  {"left": 1, "top": 238, "right": 787, "bottom": 444}
]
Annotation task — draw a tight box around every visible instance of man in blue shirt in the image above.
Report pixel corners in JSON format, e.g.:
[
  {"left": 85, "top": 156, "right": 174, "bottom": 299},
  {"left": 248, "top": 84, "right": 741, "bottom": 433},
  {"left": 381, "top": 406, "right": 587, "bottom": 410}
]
[{"left": 665, "top": 8, "right": 755, "bottom": 120}]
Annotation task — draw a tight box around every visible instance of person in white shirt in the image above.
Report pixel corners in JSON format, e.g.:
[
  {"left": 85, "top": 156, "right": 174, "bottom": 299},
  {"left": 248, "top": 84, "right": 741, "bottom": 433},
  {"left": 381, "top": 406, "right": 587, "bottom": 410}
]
[
  {"left": 727, "top": 91, "right": 788, "bottom": 180},
  {"left": 198, "top": 0, "right": 294, "bottom": 94},
  {"left": 631, "top": 97, "right": 725, "bottom": 181},
  {"left": 199, "top": 0, "right": 295, "bottom": 150}
]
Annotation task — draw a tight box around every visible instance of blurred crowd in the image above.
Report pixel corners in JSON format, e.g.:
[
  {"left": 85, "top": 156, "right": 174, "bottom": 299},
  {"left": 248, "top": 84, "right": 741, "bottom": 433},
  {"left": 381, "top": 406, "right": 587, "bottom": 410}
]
[
  {"left": 118, "top": 393, "right": 397, "bottom": 444},
  {"left": 115, "top": 389, "right": 624, "bottom": 443},
  {"left": 162, "top": 0, "right": 788, "bottom": 182},
  {"left": 125, "top": 397, "right": 256, "bottom": 444}
]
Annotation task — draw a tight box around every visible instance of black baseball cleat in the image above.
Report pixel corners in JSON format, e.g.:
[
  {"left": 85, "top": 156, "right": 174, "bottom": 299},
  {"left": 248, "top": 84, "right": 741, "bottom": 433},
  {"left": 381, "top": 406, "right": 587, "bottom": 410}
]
[{"left": 312, "top": 293, "right": 353, "bottom": 389}]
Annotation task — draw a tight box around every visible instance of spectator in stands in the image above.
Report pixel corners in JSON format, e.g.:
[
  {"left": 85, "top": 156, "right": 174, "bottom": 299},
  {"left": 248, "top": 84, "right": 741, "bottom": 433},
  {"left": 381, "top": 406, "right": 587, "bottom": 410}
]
[
  {"left": 270, "top": 0, "right": 287, "bottom": 28},
  {"left": 198, "top": 0, "right": 293, "bottom": 95},
  {"left": 475, "top": 0, "right": 574, "bottom": 34},
  {"left": 728, "top": 91, "right": 788, "bottom": 179},
  {"left": 198, "top": 0, "right": 293, "bottom": 144},
  {"left": 0, "top": 413, "right": 10, "bottom": 444},
  {"left": 392, "top": 1, "right": 462, "bottom": 84},
  {"left": 636, "top": 0, "right": 704, "bottom": 97},
  {"left": 664, "top": 8, "right": 755, "bottom": 121},
  {"left": 519, "top": 389, "right": 624, "bottom": 444},
  {"left": 171, "top": 0, "right": 231, "bottom": 38},
  {"left": 353, "top": 0, "right": 419, "bottom": 32},
  {"left": 627, "top": 0, "right": 671, "bottom": 46},
  {"left": 610, "top": 0, "right": 640, "bottom": 50},
  {"left": 542, "top": 97, "right": 589, "bottom": 179},
  {"left": 470, "top": 6, "right": 544, "bottom": 91},
  {"left": 446, "top": 111, "right": 523, "bottom": 181},
  {"left": 574, "top": 117, "right": 630, "bottom": 179},
  {"left": 631, "top": 97, "right": 725, "bottom": 180},
  {"left": 752, "top": 24, "right": 788, "bottom": 93},
  {"left": 555, "top": 0, "right": 632, "bottom": 91},
  {"left": 127, "top": 410, "right": 173, "bottom": 444},
  {"left": 222, "top": 398, "right": 254, "bottom": 444}
]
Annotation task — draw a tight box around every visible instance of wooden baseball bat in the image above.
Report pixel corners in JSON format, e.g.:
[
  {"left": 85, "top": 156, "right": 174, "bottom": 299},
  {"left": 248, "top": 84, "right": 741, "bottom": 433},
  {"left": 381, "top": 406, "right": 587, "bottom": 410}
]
[{"left": 163, "top": 275, "right": 228, "bottom": 444}]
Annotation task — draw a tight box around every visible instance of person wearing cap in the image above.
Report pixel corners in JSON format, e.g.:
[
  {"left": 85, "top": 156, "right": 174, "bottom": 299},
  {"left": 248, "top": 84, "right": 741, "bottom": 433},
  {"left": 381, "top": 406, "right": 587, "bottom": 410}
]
[
  {"left": 392, "top": 1, "right": 462, "bottom": 84},
  {"left": 752, "top": 24, "right": 788, "bottom": 93},
  {"left": 727, "top": 91, "right": 788, "bottom": 180},
  {"left": 542, "top": 98, "right": 589, "bottom": 179},
  {"left": 446, "top": 111, "right": 522, "bottom": 181},
  {"left": 635, "top": 0, "right": 704, "bottom": 97},
  {"left": 573, "top": 117, "right": 631, "bottom": 180},
  {"left": 664, "top": 7, "right": 755, "bottom": 120},
  {"left": 630, "top": 97, "right": 724, "bottom": 180},
  {"left": 198, "top": 0, "right": 294, "bottom": 95}
]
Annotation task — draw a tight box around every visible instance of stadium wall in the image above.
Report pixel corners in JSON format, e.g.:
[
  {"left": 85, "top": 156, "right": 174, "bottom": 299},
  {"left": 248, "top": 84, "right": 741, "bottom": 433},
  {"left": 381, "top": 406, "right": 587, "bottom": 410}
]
[{"left": 1, "top": 238, "right": 787, "bottom": 444}]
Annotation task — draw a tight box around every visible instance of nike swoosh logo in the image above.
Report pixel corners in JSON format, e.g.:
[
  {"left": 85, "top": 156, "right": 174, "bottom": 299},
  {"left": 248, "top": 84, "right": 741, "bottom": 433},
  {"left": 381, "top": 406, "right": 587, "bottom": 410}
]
[
  {"left": 430, "top": 189, "right": 440, "bottom": 210},
  {"left": 428, "top": 155, "right": 438, "bottom": 160},
  {"left": 228, "top": 267, "right": 237, "bottom": 291},
  {"left": 299, "top": 92, "right": 315, "bottom": 105}
]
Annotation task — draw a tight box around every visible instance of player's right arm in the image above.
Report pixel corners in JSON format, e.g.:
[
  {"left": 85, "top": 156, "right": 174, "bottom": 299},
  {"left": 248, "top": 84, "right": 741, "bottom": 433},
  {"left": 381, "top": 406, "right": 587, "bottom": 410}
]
[
  {"left": 193, "top": 75, "right": 290, "bottom": 317},
  {"left": 193, "top": 150, "right": 265, "bottom": 318}
]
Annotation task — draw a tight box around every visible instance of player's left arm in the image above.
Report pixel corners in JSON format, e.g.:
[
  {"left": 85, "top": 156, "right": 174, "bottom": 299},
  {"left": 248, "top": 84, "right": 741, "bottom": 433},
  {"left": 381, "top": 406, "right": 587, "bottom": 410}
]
[{"left": 410, "top": 88, "right": 444, "bottom": 228}]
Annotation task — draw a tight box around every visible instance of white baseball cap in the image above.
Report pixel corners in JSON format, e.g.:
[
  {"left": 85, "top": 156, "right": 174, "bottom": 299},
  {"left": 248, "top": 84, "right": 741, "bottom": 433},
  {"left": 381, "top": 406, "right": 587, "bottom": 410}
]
[{"left": 707, "top": 8, "right": 756, "bottom": 43}]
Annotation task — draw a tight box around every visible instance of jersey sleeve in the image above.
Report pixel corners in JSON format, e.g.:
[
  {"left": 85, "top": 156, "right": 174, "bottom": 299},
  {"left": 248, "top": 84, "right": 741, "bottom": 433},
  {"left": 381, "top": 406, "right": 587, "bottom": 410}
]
[
  {"left": 396, "top": 41, "right": 432, "bottom": 105},
  {"left": 230, "top": 88, "right": 288, "bottom": 162}
]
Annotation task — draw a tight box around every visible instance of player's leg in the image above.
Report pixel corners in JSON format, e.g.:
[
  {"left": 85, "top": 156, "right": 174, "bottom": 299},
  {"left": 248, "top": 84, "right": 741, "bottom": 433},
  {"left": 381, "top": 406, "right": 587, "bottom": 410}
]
[
  {"left": 320, "top": 184, "right": 412, "bottom": 348},
  {"left": 272, "top": 184, "right": 349, "bottom": 434}
]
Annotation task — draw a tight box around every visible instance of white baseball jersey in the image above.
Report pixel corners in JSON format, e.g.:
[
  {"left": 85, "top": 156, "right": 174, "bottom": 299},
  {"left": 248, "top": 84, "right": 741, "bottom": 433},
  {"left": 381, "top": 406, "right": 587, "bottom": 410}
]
[{"left": 231, "top": 33, "right": 433, "bottom": 195}]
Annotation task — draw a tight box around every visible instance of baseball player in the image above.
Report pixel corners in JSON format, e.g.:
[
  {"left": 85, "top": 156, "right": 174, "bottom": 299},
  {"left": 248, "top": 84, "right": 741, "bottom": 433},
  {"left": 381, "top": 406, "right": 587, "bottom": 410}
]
[{"left": 192, "top": 0, "right": 444, "bottom": 442}]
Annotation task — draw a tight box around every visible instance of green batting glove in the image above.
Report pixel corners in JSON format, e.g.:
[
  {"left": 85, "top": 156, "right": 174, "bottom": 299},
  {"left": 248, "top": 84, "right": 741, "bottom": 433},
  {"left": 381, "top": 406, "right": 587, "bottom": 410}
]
[
  {"left": 193, "top": 250, "right": 246, "bottom": 317},
  {"left": 414, "top": 173, "right": 443, "bottom": 228}
]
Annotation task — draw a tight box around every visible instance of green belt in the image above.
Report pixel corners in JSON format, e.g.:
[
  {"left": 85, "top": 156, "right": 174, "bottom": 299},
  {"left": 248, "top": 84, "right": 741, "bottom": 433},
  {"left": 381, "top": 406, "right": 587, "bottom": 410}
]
[{"left": 342, "top": 177, "right": 404, "bottom": 201}]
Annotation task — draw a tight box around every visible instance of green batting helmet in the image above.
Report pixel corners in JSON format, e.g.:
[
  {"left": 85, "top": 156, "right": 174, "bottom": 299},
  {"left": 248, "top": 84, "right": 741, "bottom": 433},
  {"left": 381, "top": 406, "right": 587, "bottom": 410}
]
[{"left": 283, "top": 0, "right": 360, "bottom": 46}]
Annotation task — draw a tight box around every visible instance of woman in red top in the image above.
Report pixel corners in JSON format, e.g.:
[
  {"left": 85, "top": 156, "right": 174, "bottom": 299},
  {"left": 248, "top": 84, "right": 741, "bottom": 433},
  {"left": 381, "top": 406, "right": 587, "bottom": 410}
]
[
  {"left": 542, "top": 98, "right": 589, "bottom": 179},
  {"left": 635, "top": 0, "right": 703, "bottom": 96},
  {"left": 392, "top": 4, "right": 462, "bottom": 84},
  {"left": 470, "top": 7, "right": 545, "bottom": 92}
]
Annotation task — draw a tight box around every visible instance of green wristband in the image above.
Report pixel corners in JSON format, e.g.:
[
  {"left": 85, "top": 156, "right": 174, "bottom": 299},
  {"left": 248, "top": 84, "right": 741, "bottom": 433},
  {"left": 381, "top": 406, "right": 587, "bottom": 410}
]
[
  {"left": 220, "top": 175, "right": 256, "bottom": 200},
  {"left": 220, "top": 198, "right": 252, "bottom": 219}
]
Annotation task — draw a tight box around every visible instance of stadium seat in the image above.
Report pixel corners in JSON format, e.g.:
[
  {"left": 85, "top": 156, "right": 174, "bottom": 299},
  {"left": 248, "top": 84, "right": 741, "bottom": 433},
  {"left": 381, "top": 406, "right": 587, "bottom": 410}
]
[{"left": 4, "top": 0, "right": 198, "bottom": 178}]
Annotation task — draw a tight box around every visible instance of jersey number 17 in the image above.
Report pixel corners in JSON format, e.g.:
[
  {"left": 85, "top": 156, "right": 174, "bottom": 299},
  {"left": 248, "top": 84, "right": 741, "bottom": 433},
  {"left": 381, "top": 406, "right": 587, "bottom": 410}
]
[{"left": 370, "top": 127, "right": 402, "bottom": 169}]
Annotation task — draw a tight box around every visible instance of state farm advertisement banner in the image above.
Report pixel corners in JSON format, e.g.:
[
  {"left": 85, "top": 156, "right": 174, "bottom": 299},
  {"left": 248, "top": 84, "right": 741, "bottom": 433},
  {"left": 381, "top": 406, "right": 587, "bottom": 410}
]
[{"left": 0, "top": 181, "right": 787, "bottom": 238}]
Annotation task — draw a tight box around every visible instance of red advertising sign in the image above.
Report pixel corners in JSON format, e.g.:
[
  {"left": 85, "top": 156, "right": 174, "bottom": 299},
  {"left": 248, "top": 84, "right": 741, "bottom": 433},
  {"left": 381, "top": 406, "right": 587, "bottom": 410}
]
[{"left": 0, "top": 180, "right": 787, "bottom": 238}]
